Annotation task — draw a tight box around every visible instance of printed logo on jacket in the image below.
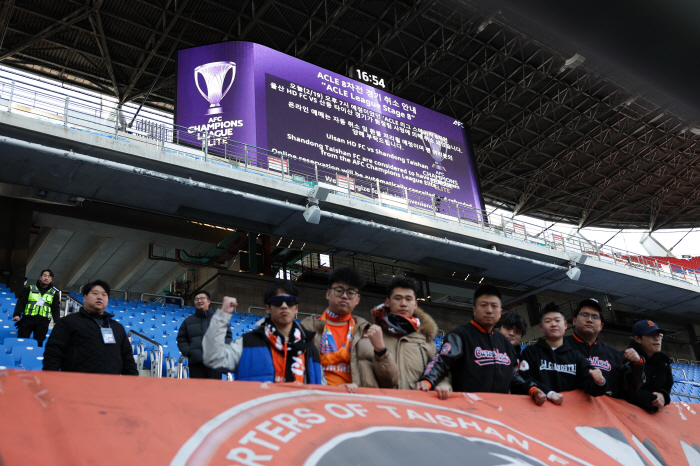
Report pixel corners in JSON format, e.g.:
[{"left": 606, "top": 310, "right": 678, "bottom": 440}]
[{"left": 473, "top": 347, "right": 511, "bottom": 366}]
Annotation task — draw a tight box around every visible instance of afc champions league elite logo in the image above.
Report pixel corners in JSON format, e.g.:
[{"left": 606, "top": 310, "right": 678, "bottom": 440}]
[
  {"left": 194, "top": 61, "right": 236, "bottom": 114},
  {"left": 418, "top": 129, "right": 451, "bottom": 172}
]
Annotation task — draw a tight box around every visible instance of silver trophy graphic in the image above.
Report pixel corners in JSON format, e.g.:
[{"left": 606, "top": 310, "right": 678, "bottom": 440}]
[
  {"left": 419, "top": 130, "right": 448, "bottom": 172},
  {"left": 194, "top": 61, "right": 236, "bottom": 114}
]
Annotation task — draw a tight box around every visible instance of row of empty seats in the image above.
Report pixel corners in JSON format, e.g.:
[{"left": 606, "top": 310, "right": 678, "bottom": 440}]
[{"left": 670, "top": 362, "right": 700, "bottom": 403}]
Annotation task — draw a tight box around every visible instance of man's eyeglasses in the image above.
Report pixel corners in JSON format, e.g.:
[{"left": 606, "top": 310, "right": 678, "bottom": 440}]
[
  {"left": 267, "top": 295, "right": 299, "bottom": 307},
  {"left": 578, "top": 312, "right": 601, "bottom": 321},
  {"left": 329, "top": 286, "right": 359, "bottom": 299},
  {"left": 193, "top": 297, "right": 209, "bottom": 302}
]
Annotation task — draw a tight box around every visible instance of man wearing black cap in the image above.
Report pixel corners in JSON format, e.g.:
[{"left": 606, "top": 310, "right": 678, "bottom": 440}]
[
  {"left": 623, "top": 320, "right": 673, "bottom": 412},
  {"left": 564, "top": 298, "right": 645, "bottom": 399}
]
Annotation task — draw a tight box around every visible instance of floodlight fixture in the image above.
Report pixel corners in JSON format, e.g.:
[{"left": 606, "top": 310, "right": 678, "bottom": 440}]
[
  {"left": 303, "top": 182, "right": 338, "bottom": 224},
  {"left": 566, "top": 265, "right": 582, "bottom": 281},
  {"left": 303, "top": 202, "right": 321, "bottom": 224},
  {"left": 308, "top": 181, "right": 337, "bottom": 202}
]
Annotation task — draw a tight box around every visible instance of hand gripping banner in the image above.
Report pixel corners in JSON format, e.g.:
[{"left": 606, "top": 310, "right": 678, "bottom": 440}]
[{"left": 0, "top": 370, "right": 698, "bottom": 465}]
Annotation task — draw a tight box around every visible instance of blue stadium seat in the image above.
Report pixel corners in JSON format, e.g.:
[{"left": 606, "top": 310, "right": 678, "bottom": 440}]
[
  {"left": 3, "top": 338, "right": 38, "bottom": 348},
  {"left": 10, "top": 346, "right": 44, "bottom": 365},
  {"left": 20, "top": 355, "right": 44, "bottom": 370},
  {"left": 0, "top": 353, "right": 17, "bottom": 369},
  {"left": 0, "top": 325, "right": 18, "bottom": 344}
]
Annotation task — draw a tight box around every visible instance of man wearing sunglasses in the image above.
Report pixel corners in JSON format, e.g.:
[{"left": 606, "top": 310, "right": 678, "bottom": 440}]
[
  {"left": 202, "top": 282, "right": 323, "bottom": 384},
  {"left": 301, "top": 267, "right": 372, "bottom": 392},
  {"left": 565, "top": 298, "right": 645, "bottom": 398},
  {"left": 177, "top": 291, "right": 232, "bottom": 379},
  {"left": 623, "top": 320, "right": 672, "bottom": 412}
]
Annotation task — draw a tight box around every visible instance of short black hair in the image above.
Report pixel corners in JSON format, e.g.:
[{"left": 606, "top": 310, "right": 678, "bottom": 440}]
[
  {"left": 40, "top": 269, "right": 54, "bottom": 278},
  {"left": 473, "top": 283, "right": 501, "bottom": 304},
  {"left": 264, "top": 282, "right": 299, "bottom": 304},
  {"left": 328, "top": 267, "right": 366, "bottom": 291},
  {"left": 386, "top": 275, "right": 420, "bottom": 299},
  {"left": 193, "top": 290, "right": 210, "bottom": 300},
  {"left": 540, "top": 302, "right": 566, "bottom": 322},
  {"left": 497, "top": 311, "right": 528, "bottom": 333},
  {"left": 82, "top": 279, "right": 111, "bottom": 296}
]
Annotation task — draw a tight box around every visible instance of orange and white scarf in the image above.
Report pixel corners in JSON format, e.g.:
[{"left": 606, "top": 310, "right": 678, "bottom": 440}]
[{"left": 263, "top": 318, "right": 306, "bottom": 383}]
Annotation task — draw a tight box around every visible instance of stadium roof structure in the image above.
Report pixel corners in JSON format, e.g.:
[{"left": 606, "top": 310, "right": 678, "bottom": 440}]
[{"left": 2, "top": 0, "right": 700, "bottom": 230}]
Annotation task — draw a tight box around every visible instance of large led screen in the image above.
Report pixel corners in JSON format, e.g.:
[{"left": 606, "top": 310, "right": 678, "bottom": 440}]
[{"left": 176, "top": 41, "right": 484, "bottom": 213}]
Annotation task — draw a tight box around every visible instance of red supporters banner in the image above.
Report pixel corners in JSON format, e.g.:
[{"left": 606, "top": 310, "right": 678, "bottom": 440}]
[{"left": 0, "top": 370, "right": 699, "bottom": 465}]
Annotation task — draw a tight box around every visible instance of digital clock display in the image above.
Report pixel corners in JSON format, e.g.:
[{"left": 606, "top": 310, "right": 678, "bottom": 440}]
[{"left": 351, "top": 67, "right": 386, "bottom": 89}]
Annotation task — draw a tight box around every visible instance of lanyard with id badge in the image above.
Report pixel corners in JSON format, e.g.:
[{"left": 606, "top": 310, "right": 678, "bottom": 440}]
[{"left": 100, "top": 325, "right": 116, "bottom": 344}]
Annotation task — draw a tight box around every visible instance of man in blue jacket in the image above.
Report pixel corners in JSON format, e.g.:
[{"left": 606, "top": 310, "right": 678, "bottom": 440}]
[{"left": 203, "top": 282, "right": 323, "bottom": 384}]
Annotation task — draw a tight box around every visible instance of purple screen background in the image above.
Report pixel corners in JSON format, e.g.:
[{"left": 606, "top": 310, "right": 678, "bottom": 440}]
[{"left": 176, "top": 41, "right": 484, "bottom": 211}]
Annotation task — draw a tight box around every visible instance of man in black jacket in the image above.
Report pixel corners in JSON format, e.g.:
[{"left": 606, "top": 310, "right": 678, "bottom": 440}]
[
  {"left": 565, "top": 298, "right": 645, "bottom": 398},
  {"left": 43, "top": 280, "right": 137, "bottom": 375},
  {"left": 520, "top": 303, "right": 608, "bottom": 405},
  {"left": 13, "top": 269, "right": 61, "bottom": 346},
  {"left": 415, "top": 284, "right": 546, "bottom": 405},
  {"left": 624, "top": 320, "right": 673, "bottom": 412},
  {"left": 177, "top": 291, "right": 232, "bottom": 379}
]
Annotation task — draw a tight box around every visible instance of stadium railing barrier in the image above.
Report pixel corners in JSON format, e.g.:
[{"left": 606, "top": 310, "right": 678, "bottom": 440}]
[
  {"left": 140, "top": 292, "right": 185, "bottom": 307},
  {"left": 2, "top": 77, "right": 699, "bottom": 287},
  {"left": 127, "top": 330, "right": 163, "bottom": 378}
]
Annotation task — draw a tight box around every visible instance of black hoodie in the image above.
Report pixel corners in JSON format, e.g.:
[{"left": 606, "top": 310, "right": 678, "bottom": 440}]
[
  {"left": 520, "top": 339, "right": 607, "bottom": 396},
  {"left": 623, "top": 339, "right": 673, "bottom": 412},
  {"left": 564, "top": 333, "right": 646, "bottom": 398}
]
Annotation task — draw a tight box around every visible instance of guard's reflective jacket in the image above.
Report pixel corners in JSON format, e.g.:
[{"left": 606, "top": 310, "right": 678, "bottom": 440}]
[{"left": 14, "top": 282, "right": 61, "bottom": 322}]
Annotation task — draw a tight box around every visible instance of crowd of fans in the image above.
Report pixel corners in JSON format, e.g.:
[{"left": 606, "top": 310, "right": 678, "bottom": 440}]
[{"left": 12, "top": 266, "right": 673, "bottom": 413}]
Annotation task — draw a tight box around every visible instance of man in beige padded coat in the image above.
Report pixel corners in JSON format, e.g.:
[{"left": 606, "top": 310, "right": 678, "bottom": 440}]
[{"left": 363, "top": 275, "right": 438, "bottom": 389}]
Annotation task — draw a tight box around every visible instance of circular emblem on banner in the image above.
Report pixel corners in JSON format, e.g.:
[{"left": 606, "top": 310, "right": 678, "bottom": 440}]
[{"left": 170, "top": 389, "right": 594, "bottom": 466}]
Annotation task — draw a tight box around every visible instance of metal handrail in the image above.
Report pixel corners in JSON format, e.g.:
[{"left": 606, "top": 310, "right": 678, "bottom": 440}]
[
  {"left": 128, "top": 330, "right": 163, "bottom": 379},
  {"left": 671, "top": 392, "right": 700, "bottom": 401},
  {"left": 177, "top": 355, "right": 234, "bottom": 381},
  {"left": 140, "top": 292, "right": 184, "bottom": 306},
  {"left": 247, "top": 306, "right": 265, "bottom": 315},
  {"left": 672, "top": 368, "right": 688, "bottom": 380},
  {"left": 3, "top": 75, "right": 700, "bottom": 287},
  {"left": 178, "top": 355, "right": 188, "bottom": 379},
  {"left": 110, "top": 289, "right": 128, "bottom": 301},
  {"left": 64, "top": 294, "right": 82, "bottom": 315}
]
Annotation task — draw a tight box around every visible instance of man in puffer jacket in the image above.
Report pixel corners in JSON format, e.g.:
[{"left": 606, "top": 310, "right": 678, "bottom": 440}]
[
  {"left": 364, "top": 275, "right": 438, "bottom": 390},
  {"left": 177, "top": 291, "right": 232, "bottom": 379}
]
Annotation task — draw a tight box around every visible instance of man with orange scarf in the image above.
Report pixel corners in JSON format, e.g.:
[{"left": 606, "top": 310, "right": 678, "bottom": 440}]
[
  {"left": 301, "top": 267, "right": 372, "bottom": 392},
  {"left": 203, "top": 282, "right": 324, "bottom": 384}
]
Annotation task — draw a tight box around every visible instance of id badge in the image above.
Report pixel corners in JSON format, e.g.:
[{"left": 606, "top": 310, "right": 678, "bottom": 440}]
[
  {"left": 101, "top": 328, "right": 116, "bottom": 344},
  {"left": 36, "top": 298, "right": 45, "bottom": 306}
]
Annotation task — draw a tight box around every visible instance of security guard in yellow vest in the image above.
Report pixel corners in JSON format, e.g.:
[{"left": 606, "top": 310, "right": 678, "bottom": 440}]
[{"left": 13, "top": 269, "right": 61, "bottom": 346}]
